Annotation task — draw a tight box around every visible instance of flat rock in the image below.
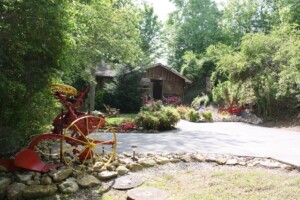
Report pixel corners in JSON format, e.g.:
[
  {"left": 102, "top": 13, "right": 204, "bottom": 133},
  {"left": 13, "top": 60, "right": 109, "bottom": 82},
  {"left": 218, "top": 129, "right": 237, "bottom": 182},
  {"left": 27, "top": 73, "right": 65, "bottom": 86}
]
[
  {"left": 259, "top": 161, "right": 281, "bottom": 169},
  {"left": 0, "top": 177, "right": 11, "bottom": 199},
  {"left": 112, "top": 174, "right": 144, "bottom": 190},
  {"left": 127, "top": 187, "right": 169, "bottom": 200},
  {"left": 0, "top": 165, "right": 8, "bottom": 172},
  {"left": 216, "top": 158, "right": 227, "bottom": 165},
  {"left": 180, "top": 155, "right": 193, "bottom": 162},
  {"left": 155, "top": 157, "right": 170, "bottom": 165},
  {"left": 26, "top": 179, "right": 40, "bottom": 185},
  {"left": 93, "top": 162, "right": 104, "bottom": 172},
  {"left": 41, "top": 176, "right": 52, "bottom": 185},
  {"left": 169, "top": 158, "right": 181, "bottom": 163},
  {"left": 191, "top": 154, "right": 206, "bottom": 162},
  {"left": 226, "top": 159, "right": 238, "bottom": 165},
  {"left": 138, "top": 158, "right": 157, "bottom": 167},
  {"left": 22, "top": 184, "right": 57, "bottom": 199},
  {"left": 76, "top": 174, "right": 101, "bottom": 188},
  {"left": 7, "top": 182, "right": 27, "bottom": 200},
  {"left": 59, "top": 180, "right": 79, "bottom": 193},
  {"left": 16, "top": 173, "right": 33, "bottom": 183},
  {"left": 98, "top": 170, "right": 118, "bottom": 180},
  {"left": 116, "top": 166, "right": 129, "bottom": 175},
  {"left": 53, "top": 168, "right": 73, "bottom": 182},
  {"left": 126, "top": 163, "right": 143, "bottom": 172}
]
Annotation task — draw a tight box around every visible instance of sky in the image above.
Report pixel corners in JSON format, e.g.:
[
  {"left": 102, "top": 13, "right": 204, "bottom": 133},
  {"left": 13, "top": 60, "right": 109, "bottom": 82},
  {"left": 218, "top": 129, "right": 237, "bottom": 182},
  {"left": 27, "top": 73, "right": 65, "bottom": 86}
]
[
  {"left": 144, "top": 0, "right": 226, "bottom": 22},
  {"left": 144, "top": 0, "right": 176, "bottom": 22}
]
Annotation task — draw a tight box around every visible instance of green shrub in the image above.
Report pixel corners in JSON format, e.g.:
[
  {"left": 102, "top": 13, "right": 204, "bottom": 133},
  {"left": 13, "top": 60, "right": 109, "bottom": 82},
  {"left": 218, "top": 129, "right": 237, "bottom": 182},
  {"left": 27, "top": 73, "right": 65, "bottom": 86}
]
[
  {"left": 158, "top": 107, "right": 180, "bottom": 130},
  {"left": 135, "top": 111, "right": 160, "bottom": 130},
  {"left": 141, "top": 100, "right": 163, "bottom": 112},
  {"left": 191, "top": 94, "right": 210, "bottom": 109},
  {"left": 177, "top": 105, "right": 189, "bottom": 119},
  {"left": 201, "top": 110, "right": 213, "bottom": 121},
  {"left": 95, "top": 90, "right": 104, "bottom": 110},
  {"left": 135, "top": 105, "right": 180, "bottom": 130},
  {"left": 186, "top": 108, "right": 200, "bottom": 122}
]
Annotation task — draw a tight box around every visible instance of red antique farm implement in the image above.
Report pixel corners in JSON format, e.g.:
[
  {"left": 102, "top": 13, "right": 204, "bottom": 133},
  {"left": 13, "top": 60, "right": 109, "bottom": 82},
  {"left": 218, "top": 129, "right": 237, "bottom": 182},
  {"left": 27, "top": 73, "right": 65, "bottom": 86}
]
[
  {"left": 0, "top": 84, "right": 117, "bottom": 172},
  {"left": 217, "top": 88, "right": 244, "bottom": 115},
  {"left": 218, "top": 98, "right": 243, "bottom": 115}
]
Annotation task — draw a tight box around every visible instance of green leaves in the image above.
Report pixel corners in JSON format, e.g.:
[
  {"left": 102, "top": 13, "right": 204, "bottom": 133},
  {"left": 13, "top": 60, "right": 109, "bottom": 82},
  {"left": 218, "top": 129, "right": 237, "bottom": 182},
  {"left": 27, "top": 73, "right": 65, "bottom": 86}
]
[{"left": 208, "top": 24, "right": 300, "bottom": 115}]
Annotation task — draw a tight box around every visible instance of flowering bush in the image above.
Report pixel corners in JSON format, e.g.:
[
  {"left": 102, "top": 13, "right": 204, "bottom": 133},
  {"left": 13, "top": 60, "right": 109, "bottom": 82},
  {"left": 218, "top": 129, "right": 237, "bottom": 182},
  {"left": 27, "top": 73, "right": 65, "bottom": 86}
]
[
  {"left": 177, "top": 105, "right": 189, "bottom": 119},
  {"left": 157, "top": 107, "right": 180, "bottom": 130},
  {"left": 141, "top": 100, "right": 163, "bottom": 112},
  {"left": 135, "top": 111, "right": 160, "bottom": 130},
  {"left": 201, "top": 110, "right": 213, "bottom": 121},
  {"left": 116, "top": 119, "right": 136, "bottom": 132},
  {"left": 163, "top": 96, "right": 181, "bottom": 106},
  {"left": 186, "top": 108, "right": 200, "bottom": 122}
]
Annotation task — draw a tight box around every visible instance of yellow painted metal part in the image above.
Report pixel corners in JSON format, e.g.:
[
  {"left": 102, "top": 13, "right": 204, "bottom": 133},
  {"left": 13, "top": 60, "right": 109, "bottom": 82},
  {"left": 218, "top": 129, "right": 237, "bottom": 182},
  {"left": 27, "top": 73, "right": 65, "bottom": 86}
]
[{"left": 51, "top": 84, "right": 78, "bottom": 97}]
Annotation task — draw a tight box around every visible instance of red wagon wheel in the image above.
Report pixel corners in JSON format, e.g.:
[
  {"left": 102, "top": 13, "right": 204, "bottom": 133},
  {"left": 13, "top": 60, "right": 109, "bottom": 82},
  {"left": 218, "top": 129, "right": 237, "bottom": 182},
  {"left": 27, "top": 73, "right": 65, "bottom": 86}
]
[{"left": 62, "top": 115, "right": 117, "bottom": 171}]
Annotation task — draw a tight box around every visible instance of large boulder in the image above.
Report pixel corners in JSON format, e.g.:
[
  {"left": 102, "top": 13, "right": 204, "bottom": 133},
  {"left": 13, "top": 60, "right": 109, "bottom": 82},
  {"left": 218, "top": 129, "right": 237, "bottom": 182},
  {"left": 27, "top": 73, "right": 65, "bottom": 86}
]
[
  {"left": 22, "top": 184, "right": 57, "bottom": 199},
  {"left": 7, "top": 182, "right": 27, "bottom": 200},
  {"left": 59, "top": 180, "right": 79, "bottom": 193},
  {"left": 52, "top": 168, "right": 73, "bottom": 182},
  {"left": 76, "top": 174, "right": 101, "bottom": 188},
  {"left": 0, "top": 177, "right": 11, "bottom": 199}
]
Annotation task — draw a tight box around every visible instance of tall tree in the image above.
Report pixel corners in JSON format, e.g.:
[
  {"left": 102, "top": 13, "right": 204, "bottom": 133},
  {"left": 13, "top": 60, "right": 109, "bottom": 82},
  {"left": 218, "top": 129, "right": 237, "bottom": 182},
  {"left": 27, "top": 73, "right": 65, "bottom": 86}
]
[
  {"left": 139, "top": 4, "right": 163, "bottom": 66},
  {"left": 63, "top": 0, "right": 142, "bottom": 110},
  {"left": 167, "top": 0, "right": 222, "bottom": 70},
  {"left": 0, "top": 0, "right": 72, "bottom": 153},
  {"left": 221, "top": 0, "right": 280, "bottom": 44}
]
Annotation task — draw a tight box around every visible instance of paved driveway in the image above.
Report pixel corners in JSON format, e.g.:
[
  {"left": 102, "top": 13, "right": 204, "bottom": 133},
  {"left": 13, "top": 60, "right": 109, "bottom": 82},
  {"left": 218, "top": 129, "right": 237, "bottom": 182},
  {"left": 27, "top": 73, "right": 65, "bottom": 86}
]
[{"left": 116, "top": 120, "right": 300, "bottom": 166}]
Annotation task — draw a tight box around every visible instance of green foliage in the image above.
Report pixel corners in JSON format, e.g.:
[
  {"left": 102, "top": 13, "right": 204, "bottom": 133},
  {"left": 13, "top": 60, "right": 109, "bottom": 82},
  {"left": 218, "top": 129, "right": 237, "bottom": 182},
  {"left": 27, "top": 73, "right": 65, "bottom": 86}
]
[
  {"left": 103, "top": 66, "right": 142, "bottom": 113},
  {"left": 201, "top": 110, "right": 213, "bottom": 121},
  {"left": 0, "top": 0, "right": 71, "bottom": 154},
  {"left": 136, "top": 104, "right": 180, "bottom": 130},
  {"left": 141, "top": 100, "right": 163, "bottom": 112},
  {"left": 191, "top": 94, "right": 210, "bottom": 109},
  {"left": 139, "top": 4, "right": 163, "bottom": 66},
  {"left": 221, "top": 0, "right": 280, "bottom": 44},
  {"left": 185, "top": 109, "right": 200, "bottom": 122},
  {"left": 95, "top": 90, "right": 105, "bottom": 111},
  {"left": 167, "top": 0, "right": 223, "bottom": 69},
  {"left": 158, "top": 107, "right": 180, "bottom": 130},
  {"left": 208, "top": 24, "right": 300, "bottom": 116},
  {"left": 177, "top": 105, "right": 189, "bottom": 119},
  {"left": 180, "top": 52, "right": 215, "bottom": 103},
  {"left": 135, "top": 111, "right": 160, "bottom": 130}
]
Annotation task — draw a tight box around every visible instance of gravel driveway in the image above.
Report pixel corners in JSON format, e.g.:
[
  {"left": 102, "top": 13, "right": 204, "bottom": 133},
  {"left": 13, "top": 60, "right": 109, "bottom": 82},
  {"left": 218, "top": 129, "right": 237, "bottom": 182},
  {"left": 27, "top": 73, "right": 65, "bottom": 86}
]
[{"left": 116, "top": 120, "right": 300, "bottom": 167}]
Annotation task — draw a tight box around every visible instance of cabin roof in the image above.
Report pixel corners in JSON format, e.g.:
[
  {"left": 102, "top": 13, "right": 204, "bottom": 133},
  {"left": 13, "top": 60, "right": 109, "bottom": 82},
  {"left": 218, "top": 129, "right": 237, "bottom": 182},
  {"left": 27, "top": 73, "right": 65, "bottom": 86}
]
[{"left": 145, "top": 63, "right": 192, "bottom": 84}]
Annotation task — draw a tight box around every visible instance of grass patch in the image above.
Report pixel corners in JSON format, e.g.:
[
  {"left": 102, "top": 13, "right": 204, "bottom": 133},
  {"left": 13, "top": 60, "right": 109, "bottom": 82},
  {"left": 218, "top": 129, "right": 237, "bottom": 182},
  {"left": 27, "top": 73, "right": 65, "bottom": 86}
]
[
  {"left": 105, "top": 113, "right": 137, "bottom": 125},
  {"left": 140, "top": 168, "right": 300, "bottom": 200}
]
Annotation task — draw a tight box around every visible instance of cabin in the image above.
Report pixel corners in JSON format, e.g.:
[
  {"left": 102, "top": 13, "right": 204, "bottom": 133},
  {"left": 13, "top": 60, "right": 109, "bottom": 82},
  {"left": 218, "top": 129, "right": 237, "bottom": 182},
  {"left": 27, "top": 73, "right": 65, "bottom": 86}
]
[
  {"left": 95, "top": 63, "right": 191, "bottom": 101},
  {"left": 140, "top": 63, "right": 191, "bottom": 100}
]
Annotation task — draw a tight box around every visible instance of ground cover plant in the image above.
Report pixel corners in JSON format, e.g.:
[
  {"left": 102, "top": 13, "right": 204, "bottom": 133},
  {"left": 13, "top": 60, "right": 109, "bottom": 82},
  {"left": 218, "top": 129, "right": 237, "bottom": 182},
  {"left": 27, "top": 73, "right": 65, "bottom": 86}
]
[{"left": 104, "top": 114, "right": 137, "bottom": 132}]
